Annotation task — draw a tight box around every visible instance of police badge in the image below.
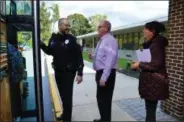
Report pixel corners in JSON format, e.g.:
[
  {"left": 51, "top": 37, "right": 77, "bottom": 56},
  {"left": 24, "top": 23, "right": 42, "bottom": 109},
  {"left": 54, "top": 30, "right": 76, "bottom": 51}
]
[{"left": 65, "top": 39, "right": 69, "bottom": 44}]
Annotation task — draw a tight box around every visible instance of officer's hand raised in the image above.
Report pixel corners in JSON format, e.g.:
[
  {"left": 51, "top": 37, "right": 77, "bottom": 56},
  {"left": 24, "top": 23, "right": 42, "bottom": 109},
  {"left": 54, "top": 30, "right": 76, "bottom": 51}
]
[{"left": 76, "top": 75, "right": 83, "bottom": 84}]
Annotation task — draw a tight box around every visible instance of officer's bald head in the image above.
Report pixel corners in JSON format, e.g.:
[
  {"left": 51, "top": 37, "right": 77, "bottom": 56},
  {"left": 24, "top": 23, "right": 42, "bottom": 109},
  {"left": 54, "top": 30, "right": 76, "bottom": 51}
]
[
  {"left": 58, "top": 18, "right": 70, "bottom": 34},
  {"left": 58, "top": 18, "right": 67, "bottom": 26}
]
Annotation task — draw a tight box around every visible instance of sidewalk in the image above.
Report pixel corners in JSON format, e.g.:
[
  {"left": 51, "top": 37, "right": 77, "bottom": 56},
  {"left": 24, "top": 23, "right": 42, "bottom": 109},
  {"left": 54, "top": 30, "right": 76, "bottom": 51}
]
[
  {"left": 46, "top": 57, "right": 179, "bottom": 121},
  {"left": 77, "top": 61, "right": 178, "bottom": 122},
  {"left": 73, "top": 61, "right": 138, "bottom": 121},
  {"left": 46, "top": 56, "right": 136, "bottom": 121}
]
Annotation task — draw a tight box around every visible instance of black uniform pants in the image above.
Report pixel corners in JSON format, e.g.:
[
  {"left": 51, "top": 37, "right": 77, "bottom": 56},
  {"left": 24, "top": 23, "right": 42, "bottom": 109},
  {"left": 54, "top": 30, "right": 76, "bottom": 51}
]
[
  {"left": 55, "top": 70, "right": 76, "bottom": 121},
  {"left": 95, "top": 69, "right": 116, "bottom": 121},
  {"left": 145, "top": 99, "right": 158, "bottom": 122}
]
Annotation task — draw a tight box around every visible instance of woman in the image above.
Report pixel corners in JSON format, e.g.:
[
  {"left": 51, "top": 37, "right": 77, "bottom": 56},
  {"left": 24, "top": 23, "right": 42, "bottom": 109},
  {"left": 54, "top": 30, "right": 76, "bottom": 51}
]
[{"left": 131, "top": 21, "right": 169, "bottom": 122}]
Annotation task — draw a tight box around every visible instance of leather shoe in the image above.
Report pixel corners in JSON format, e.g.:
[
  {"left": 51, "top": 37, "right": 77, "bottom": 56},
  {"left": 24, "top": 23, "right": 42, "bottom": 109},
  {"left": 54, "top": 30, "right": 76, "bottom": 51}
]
[
  {"left": 93, "top": 119, "right": 101, "bottom": 122},
  {"left": 56, "top": 114, "right": 63, "bottom": 121}
]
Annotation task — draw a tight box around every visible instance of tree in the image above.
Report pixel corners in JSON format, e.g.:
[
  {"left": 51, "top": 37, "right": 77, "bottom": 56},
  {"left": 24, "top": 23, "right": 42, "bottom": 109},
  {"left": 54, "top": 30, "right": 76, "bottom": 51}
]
[
  {"left": 88, "top": 14, "right": 107, "bottom": 31},
  {"left": 40, "top": 2, "right": 52, "bottom": 45},
  {"left": 16, "top": 1, "right": 31, "bottom": 15},
  {"left": 17, "top": 32, "right": 32, "bottom": 49},
  {"left": 49, "top": 4, "right": 60, "bottom": 31},
  {"left": 67, "top": 13, "right": 93, "bottom": 36}
]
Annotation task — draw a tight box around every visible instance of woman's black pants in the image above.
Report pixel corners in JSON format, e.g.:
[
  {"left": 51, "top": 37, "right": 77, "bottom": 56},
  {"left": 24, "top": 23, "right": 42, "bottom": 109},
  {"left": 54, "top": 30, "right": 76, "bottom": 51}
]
[{"left": 145, "top": 99, "right": 158, "bottom": 122}]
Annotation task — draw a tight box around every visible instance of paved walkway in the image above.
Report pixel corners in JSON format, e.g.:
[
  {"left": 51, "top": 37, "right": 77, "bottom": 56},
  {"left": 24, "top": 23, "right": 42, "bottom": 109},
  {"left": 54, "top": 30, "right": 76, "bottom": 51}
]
[
  {"left": 46, "top": 56, "right": 137, "bottom": 121},
  {"left": 19, "top": 50, "right": 179, "bottom": 121},
  {"left": 72, "top": 61, "right": 138, "bottom": 121},
  {"left": 117, "top": 98, "right": 179, "bottom": 121},
  {"left": 46, "top": 56, "right": 179, "bottom": 121}
]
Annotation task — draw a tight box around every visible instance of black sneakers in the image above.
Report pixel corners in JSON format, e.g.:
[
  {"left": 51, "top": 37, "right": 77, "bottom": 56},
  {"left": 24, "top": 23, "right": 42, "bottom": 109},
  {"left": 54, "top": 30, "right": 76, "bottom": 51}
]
[{"left": 56, "top": 114, "right": 63, "bottom": 121}]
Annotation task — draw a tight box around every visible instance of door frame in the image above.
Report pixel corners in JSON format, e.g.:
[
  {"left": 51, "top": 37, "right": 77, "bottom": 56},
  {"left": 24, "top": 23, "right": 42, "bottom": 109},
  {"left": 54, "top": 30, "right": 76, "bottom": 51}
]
[
  {"left": 5, "top": 0, "right": 44, "bottom": 121},
  {"left": 33, "top": 0, "right": 44, "bottom": 121}
]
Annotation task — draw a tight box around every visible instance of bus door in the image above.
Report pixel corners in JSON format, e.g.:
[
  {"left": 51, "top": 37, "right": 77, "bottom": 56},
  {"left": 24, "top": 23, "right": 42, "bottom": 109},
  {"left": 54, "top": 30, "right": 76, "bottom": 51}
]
[{"left": 5, "top": 0, "right": 43, "bottom": 121}]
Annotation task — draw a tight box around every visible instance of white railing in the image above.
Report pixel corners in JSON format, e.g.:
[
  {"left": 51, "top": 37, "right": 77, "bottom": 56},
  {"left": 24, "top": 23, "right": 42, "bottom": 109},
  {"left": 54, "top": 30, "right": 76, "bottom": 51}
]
[{"left": 83, "top": 47, "right": 137, "bottom": 60}]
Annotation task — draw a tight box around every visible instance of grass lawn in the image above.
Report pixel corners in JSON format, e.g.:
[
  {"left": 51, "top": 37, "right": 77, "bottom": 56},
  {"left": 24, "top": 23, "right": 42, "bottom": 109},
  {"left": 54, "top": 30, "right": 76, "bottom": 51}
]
[
  {"left": 117, "top": 58, "right": 130, "bottom": 69},
  {"left": 83, "top": 51, "right": 92, "bottom": 62},
  {"left": 83, "top": 51, "right": 130, "bottom": 69}
]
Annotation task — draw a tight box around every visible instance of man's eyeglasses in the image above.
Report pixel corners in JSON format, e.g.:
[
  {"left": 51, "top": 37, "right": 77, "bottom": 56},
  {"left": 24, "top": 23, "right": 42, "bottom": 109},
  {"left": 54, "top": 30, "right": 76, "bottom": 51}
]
[
  {"left": 98, "top": 26, "right": 103, "bottom": 29},
  {"left": 65, "top": 24, "right": 70, "bottom": 27}
]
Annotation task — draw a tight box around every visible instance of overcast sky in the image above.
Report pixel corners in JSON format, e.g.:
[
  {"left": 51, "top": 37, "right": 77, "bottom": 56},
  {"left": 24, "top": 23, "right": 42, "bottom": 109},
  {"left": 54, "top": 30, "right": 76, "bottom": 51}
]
[{"left": 45, "top": 1, "right": 169, "bottom": 28}]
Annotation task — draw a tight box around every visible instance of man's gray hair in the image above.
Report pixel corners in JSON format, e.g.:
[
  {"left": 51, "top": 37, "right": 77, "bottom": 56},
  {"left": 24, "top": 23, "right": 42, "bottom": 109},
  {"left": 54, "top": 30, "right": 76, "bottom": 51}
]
[{"left": 103, "top": 20, "right": 111, "bottom": 32}]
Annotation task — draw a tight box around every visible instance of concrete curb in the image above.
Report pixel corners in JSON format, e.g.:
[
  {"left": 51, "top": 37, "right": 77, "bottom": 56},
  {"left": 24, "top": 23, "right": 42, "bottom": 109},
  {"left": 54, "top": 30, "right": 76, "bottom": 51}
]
[{"left": 45, "top": 56, "right": 63, "bottom": 121}]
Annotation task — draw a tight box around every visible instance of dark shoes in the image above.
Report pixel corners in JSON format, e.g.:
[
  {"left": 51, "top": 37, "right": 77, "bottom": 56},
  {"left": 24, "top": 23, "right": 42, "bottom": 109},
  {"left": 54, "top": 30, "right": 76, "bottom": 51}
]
[
  {"left": 94, "top": 119, "right": 111, "bottom": 122},
  {"left": 56, "top": 114, "right": 63, "bottom": 121},
  {"left": 93, "top": 119, "right": 102, "bottom": 122},
  {"left": 56, "top": 114, "right": 72, "bottom": 122}
]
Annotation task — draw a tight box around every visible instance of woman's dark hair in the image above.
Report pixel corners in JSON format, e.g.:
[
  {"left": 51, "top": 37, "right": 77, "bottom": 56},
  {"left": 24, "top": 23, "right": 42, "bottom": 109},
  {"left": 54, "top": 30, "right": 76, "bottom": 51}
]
[{"left": 144, "top": 21, "right": 166, "bottom": 34}]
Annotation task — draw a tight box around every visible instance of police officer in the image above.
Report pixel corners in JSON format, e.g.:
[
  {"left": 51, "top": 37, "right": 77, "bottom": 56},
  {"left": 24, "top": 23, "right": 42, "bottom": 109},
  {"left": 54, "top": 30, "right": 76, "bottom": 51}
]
[{"left": 40, "top": 18, "right": 84, "bottom": 121}]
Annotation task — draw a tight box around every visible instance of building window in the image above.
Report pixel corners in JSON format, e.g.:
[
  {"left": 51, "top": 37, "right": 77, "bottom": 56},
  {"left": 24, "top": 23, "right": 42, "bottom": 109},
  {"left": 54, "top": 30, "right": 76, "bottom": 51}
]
[
  {"left": 133, "top": 32, "right": 139, "bottom": 49},
  {"left": 128, "top": 33, "right": 133, "bottom": 44},
  {"left": 138, "top": 31, "right": 144, "bottom": 48},
  {"left": 118, "top": 34, "right": 123, "bottom": 49},
  {"left": 0, "top": 0, "right": 6, "bottom": 15},
  {"left": 121, "top": 34, "right": 125, "bottom": 49},
  {"left": 126, "top": 33, "right": 129, "bottom": 43}
]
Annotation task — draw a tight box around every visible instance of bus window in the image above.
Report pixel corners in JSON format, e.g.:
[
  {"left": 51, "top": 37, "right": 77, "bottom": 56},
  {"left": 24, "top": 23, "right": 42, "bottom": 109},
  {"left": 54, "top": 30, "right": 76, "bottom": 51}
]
[
  {"left": 6, "top": 1, "right": 32, "bottom": 16},
  {"left": 16, "top": 1, "right": 32, "bottom": 15}
]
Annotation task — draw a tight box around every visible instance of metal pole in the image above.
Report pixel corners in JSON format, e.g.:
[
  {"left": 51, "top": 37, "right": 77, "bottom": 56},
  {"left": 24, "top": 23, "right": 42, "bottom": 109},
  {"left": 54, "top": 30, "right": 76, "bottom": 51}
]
[{"left": 33, "top": 0, "right": 44, "bottom": 121}]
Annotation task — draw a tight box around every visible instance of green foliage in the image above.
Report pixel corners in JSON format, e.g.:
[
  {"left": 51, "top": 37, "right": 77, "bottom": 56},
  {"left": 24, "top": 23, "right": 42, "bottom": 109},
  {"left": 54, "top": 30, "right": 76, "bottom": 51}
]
[
  {"left": 118, "top": 58, "right": 130, "bottom": 70},
  {"left": 49, "top": 4, "right": 60, "bottom": 31},
  {"left": 16, "top": 1, "right": 31, "bottom": 15},
  {"left": 17, "top": 32, "right": 32, "bottom": 49},
  {"left": 67, "top": 13, "right": 93, "bottom": 36},
  {"left": 88, "top": 14, "right": 107, "bottom": 31},
  {"left": 82, "top": 51, "right": 92, "bottom": 62},
  {"left": 40, "top": 2, "right": 52, "bottom": 45}
]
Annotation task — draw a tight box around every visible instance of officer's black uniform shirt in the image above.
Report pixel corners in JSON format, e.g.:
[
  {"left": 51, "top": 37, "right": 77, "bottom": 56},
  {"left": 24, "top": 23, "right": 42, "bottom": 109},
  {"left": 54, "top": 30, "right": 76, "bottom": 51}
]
[{"left": 40, "top": 32, "right": 84, "bottom": 76}]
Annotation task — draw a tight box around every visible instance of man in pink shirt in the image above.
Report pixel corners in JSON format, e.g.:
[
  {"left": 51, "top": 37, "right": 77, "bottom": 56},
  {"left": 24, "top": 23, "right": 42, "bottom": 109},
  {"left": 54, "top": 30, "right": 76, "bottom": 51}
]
[{"left": 88, "top": 20, "right": 118, "bottom": 122}]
